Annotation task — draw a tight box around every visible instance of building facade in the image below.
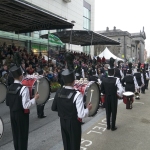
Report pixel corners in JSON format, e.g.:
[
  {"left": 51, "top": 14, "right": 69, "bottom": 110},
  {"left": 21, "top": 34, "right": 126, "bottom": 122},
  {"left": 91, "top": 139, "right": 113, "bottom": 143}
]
[
  {"left": 0, "top": 0, "right": 95, "bottom": 55},
  {"left": 95, "top": 27, "right": 146, "bottom": 63}
]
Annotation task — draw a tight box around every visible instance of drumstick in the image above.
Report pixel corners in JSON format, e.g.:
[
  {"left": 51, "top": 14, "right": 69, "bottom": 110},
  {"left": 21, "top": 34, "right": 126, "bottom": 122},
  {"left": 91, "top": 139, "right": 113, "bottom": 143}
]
[
  {"left": 89, "top": 89, "right": 94, "bottom": 103},
  {"left": 37, "top": 80, "right": 40, "bottom": 93}
]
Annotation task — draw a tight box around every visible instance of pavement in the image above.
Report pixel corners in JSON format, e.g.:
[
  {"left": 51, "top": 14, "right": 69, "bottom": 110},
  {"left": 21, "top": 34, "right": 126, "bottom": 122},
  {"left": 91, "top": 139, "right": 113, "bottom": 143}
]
[
  {"left": 1, "top": 87, "right": 150, "bottom": 150},
  {"left": 51, "top": 88, "right": 150, "bottom": 150},
  {"left": 80, "top": 89, "right": 150, "bottom": 150}
]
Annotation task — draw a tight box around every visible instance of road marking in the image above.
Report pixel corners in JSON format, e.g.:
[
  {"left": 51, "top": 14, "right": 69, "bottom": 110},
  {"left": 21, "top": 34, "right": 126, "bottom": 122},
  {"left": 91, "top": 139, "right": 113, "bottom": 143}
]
[
  {"left": 134, "top": 102, "right": 144, "bottom": 104},
  {"left": 49, "top": 98, "right": 54, "bottom": 101}
]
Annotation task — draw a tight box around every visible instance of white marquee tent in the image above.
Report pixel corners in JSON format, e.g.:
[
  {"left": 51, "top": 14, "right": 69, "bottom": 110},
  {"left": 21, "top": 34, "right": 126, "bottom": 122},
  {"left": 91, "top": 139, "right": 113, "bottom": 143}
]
[{"left": 98, "top": 47, "right": 124, "bottom": 61}]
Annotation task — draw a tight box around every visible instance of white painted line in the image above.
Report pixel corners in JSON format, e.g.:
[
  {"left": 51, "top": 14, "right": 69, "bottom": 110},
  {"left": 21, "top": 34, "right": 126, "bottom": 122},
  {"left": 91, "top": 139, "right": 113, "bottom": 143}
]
[
  {"left": 134, "top": 102, "right": 144, "bottom": 104},
  {"left": 49, "top": 98, "right": 54, "bottom": 101}
]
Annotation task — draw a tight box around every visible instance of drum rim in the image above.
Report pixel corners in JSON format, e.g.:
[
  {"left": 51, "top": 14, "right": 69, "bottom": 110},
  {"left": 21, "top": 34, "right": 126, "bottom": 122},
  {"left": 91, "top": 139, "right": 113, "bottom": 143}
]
[
  {"left": 0, "top": 117, "right": 4, "bottom": 140},
  {"left": 85, "top": 81, "right": 100, "bottom": 117},
  {"left": 0, "top": 82, "right": 7, "bottom": 104},
  {"left": 123, "top": 91, "right": 134, "bottom": 96},
  {"left": 22, "top": 77, "right": 51, "bottom": 105},
  {"left": 36, "top": 77, "right": 51, "bottom": 105},
  {"left": 74, "top": 81, "right": 100, "bottom": 116}
]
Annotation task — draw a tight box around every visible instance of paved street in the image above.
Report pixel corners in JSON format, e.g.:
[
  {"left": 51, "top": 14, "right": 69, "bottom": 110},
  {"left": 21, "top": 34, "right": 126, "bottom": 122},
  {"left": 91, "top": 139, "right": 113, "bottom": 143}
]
[{"left": 0, "top": 87, "right": 150, "bottom": 150}]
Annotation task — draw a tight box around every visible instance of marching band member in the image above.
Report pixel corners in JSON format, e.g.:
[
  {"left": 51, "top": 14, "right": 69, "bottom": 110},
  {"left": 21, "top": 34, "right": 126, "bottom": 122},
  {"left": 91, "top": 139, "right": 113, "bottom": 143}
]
[
  {"left": 6, "top": 66, "right": 39, "bottom": 150},
  {"left": 101, "top": 57, "right": 124, "bottom": 131},
  {"left": 141, "top": 64, "right": 146, "bottom": 94},
  {"left": 145, "top": 64, "right": 149, "bottom": 89},
  {"left": 89, "top": 70, "right": 101, "bottom": 84},
  {"left": 75, "top": 61, "right": 82, "bottom": 80},
  {"left": 114, "top": 61, "right": 124, "bottom": 81},
  {"left": 51, "top": 52, "right": 92, "bottom": 150},
  {"left": 122, "top": 63, "right": 139, "bottom": 93},
  {"left": 134, "top": 68, "right": 144, "bottom": 93}
]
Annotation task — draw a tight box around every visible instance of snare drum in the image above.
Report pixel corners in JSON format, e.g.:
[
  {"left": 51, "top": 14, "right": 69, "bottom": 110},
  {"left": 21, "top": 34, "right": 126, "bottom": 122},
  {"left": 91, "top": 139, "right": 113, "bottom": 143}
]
[
  {"left": 0, "top": 83, "right": 7, "bottom": 103},
  {"left": 123, "top": 92, "right": 134, "bottom": 109},
  {"left": 74, "top": 81, "right": 100, "bottom": 116},
  {"left": 22, "top": 76, "right": 50, "bottom": 105}
]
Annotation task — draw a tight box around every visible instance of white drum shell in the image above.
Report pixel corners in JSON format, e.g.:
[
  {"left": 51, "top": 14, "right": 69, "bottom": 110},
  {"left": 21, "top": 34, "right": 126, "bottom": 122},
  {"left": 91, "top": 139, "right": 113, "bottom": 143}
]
[{"left": 123, "top": 92, "right": 134, "bottom": 96}]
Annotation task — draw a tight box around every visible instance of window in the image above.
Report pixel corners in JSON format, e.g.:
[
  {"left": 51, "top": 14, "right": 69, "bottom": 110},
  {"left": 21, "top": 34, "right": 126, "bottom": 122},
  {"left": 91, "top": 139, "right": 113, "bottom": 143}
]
[
  {"left": 83, "top": 46, "right": 90, "bottom": 54},
  {"left": 83, "top": 3, "right": 91, "bottom": 30},
  {"left": 83, "top": 1, "right": 91, "bottom": 53}
]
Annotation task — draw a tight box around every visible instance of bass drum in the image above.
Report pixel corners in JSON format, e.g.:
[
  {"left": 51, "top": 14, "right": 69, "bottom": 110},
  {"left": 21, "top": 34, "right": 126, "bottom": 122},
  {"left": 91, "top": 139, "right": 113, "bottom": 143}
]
[
  {"left": 22, "top": 77, "right": 50, "bottom": 105},
  {"left": 0, "top": 83, "right": 7, "bottom": 103},
  {"left": 74, "top": 81, "right": 100, "bottom": 116},
  {"left": 0, "top": 117, "right": 4, "bottom": 139}
]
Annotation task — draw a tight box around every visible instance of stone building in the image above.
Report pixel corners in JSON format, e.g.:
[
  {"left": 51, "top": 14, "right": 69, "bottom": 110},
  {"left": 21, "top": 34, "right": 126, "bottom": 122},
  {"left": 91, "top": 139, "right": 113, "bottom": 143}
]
[{"left": 95, "top": 27, "right": 146, "bottom": 63}]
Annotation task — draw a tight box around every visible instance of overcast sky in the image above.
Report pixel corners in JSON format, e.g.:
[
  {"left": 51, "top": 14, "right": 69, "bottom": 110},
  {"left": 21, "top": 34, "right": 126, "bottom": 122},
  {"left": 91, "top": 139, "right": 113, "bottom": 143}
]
[{"left": 94, "top": 0, "right": 150, "bottom": 56}]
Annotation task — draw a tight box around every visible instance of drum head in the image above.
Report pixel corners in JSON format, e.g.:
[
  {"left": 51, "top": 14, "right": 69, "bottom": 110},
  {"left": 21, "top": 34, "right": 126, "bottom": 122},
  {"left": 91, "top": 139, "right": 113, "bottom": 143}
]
[
  {"left": 0, "top": 83, "right": 7, "bottom": 103},
  {"left": 123, "top": 92, "right": 134, "bottom": 96},
  {"left": 0, "top": 117, "right": 4, "bottom": 140},
  {"left": 85, "top": 82, "right": 100, "bottom": 116},
  {"left": 35, "top": 78, "right": 50, "bottom": 105}
]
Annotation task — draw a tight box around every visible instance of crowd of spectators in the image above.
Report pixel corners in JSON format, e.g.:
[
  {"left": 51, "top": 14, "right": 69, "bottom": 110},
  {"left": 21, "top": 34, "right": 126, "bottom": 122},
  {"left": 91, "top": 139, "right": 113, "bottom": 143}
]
[
  {"left": 0, "top": 42, "right": 110, "bottom": 87},
  {"left": 0, "top": 42, "right": 59, "bottom": 84}
]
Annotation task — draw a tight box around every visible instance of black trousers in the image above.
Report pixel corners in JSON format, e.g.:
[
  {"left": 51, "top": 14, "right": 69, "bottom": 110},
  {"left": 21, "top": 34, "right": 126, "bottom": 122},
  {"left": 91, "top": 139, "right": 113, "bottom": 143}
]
[
  {"left": 60, "top": 118, "right": 81, "bottom": 150},
  {"left": 37, "top": 104, "right": 45, "bottom": 117},
  {"left": 145, "top": 80, "right": 149, "bottom": 89},
  {"left": 105, "top": 96, "right": 117, "bottom": 128},
  {"left": 10, "top": 111, "right": 29, "bottom": 150},
  {"left": 141, "top": 84, "right": 146, "bottom": 93}
]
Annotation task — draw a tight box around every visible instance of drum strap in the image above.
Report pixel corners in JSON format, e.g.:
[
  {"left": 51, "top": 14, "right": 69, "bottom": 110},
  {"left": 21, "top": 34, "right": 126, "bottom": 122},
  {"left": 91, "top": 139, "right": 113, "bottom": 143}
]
[
  {"left": 58, "top": 92, "right": 75, "bottom": 99},
  {"left": 8, "top": 86, "right": 22, "bottom": 95}
]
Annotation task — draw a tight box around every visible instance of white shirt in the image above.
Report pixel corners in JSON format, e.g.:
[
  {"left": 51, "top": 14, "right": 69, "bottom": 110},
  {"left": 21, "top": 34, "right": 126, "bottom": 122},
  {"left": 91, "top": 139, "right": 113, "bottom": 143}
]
[
  {"left": 141, "top": 73, "right": 144, "bottom": 85},
  {"left": 64, "top": 86, "right": 89, "bottom": 118},
  {"left": 14, "top": 80, "right": 36, "bottom": 109},
  {"left": 133, "top": 76, "right": 139, "bottom": 89},
  {"left": 146, "top": 72, "right": 149, "bottom": 79},
  {"left": 82, "top": 69, "right": 85, "bottom": 78},
  {"left": 108, "top": 76, "right": 125, "bottom": 97},
  {"left": 120, "top": 70, "right": 124, "bottom": 79}
]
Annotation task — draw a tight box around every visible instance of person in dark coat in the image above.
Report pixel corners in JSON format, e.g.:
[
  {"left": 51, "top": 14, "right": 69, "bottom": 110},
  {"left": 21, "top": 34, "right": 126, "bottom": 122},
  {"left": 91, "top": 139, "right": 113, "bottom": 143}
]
[
  {"left": 6, "top": 66, "right": 39, "bottom": 150},
  {"left": 51, "top": 52, "right": 92, "bottom": 150},
  {"left": 101, "top": 57, "right": 124, "bottom": 131}
]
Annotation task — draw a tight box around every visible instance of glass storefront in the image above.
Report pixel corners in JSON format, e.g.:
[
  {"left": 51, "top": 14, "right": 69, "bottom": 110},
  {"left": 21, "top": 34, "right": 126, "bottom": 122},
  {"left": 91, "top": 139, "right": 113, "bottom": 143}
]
[{"left": 83, "top": 2, "right": 91, "bottom": 54}]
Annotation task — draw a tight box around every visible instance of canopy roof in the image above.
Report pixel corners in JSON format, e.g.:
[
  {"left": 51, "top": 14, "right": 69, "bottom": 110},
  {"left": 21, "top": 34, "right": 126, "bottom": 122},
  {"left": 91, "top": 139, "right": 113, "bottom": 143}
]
[
  {"left": 98, "top": 47, "right": 124, "bottom": 61},
  {"left": 0, "top": 0, "right": 73, "bottom": 33},
  {"left": 40, "top": 30, "right": 120, "bottom": 46}
]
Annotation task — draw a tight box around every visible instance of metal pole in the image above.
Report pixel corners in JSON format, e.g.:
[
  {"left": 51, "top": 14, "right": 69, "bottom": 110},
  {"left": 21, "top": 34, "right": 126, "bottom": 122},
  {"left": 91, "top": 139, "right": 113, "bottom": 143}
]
[
  {"left": 48, "top": 32, "right": 50, "bottom": 67},
  {"left": 90, "top": 32, "right": 93, "bottom": 55},
  {"left": 69, "top": 28, "right": 73, "bottom": 51}
]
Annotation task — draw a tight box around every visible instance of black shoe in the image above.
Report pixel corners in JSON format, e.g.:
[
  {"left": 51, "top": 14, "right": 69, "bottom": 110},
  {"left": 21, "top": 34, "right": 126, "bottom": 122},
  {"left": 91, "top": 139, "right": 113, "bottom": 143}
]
[
  {"left": 107, "top": 126, "right": 110, "bottom": 130},
  {"left": 38, "top": 115, "right": 47, "bottom": 119},
  {"left": 111, "top": 127, "right": 117, "bottom": 131},
  {"left": 81, "top": 122, "right": 85, "bottom": 125}
]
